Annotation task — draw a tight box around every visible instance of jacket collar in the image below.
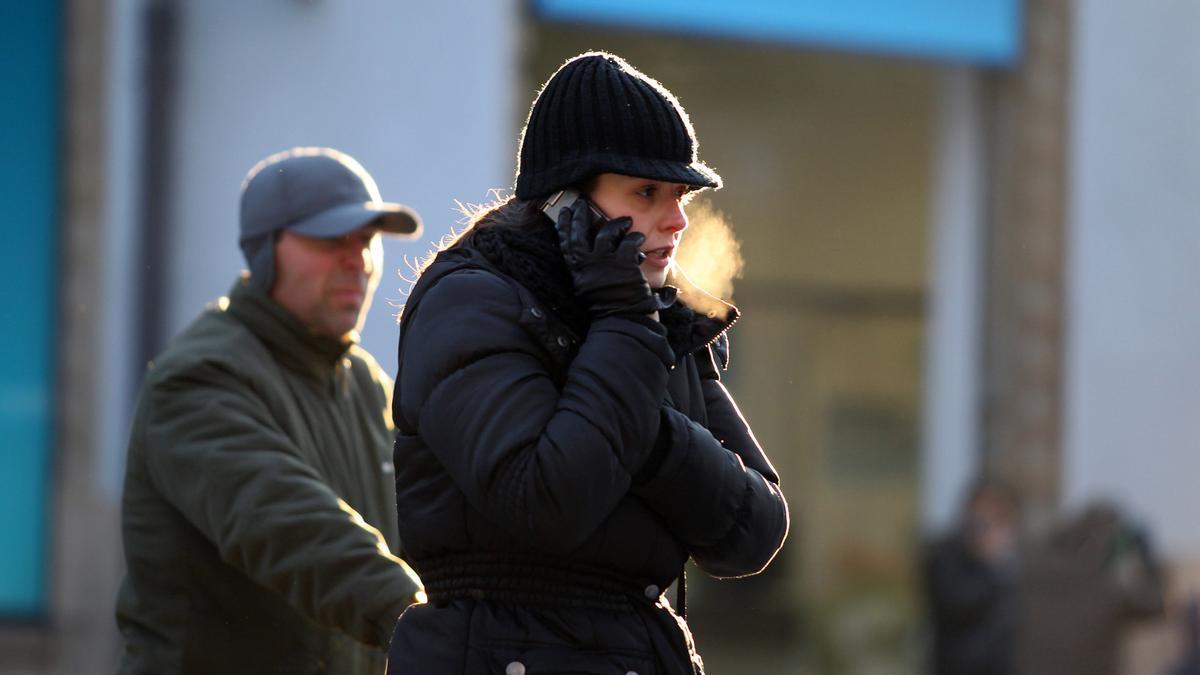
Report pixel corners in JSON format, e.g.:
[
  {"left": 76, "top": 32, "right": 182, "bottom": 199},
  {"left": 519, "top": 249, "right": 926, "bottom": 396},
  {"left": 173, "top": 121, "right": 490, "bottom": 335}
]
[
  {"left": 224, "top": 275, "right": 353, "bottom": 381},
  {"left": 659, "top": 267, "right": 739, "bottom": 358}
]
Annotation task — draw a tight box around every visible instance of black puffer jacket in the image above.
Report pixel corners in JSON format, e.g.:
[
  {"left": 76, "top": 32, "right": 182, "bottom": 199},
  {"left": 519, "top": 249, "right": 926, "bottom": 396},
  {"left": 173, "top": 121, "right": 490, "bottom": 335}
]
[{"left": 388, "top": 224, "right": 788, "bottom": 674}]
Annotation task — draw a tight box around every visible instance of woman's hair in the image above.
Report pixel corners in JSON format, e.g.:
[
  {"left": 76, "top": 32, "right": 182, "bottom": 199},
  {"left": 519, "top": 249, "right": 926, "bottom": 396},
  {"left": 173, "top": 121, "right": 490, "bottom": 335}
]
[
  {"left": 453, "top": 197, "right": 541, "bottom": 247},
  {"left": 401, "top": 195, "right": 544, "bottom": 286},
  {"left": 450, "top": 175, "right": 600, "bottom": 250}
]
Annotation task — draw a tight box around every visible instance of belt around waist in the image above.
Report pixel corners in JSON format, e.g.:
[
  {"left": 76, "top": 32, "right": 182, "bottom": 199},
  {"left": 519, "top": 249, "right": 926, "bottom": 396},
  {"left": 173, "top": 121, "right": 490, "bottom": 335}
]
[{"left": 417, "top": 552, "right": 650, "bottom": 613}]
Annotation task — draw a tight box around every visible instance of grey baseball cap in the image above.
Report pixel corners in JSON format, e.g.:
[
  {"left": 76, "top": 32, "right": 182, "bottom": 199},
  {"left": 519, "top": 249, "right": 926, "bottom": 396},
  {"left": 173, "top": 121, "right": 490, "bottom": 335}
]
[
  {"left": 238, "top": 147, "right": 422, "bottom": 292},
  {"left": 240, "top": 147, "right": 422, "bottom": 241}
]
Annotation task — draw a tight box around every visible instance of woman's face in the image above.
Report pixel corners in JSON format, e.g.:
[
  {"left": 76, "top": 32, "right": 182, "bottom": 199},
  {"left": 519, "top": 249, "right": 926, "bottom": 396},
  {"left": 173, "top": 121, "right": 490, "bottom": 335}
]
[{"left": 587, "top": 172, "right": 690, "bottom": 289}]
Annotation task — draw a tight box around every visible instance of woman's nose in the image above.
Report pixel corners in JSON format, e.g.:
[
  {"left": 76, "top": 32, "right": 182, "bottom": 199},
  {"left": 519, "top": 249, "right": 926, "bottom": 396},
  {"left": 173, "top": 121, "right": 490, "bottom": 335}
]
[{"left": 663, "top": 202, "right": 688, "bottom": 233}]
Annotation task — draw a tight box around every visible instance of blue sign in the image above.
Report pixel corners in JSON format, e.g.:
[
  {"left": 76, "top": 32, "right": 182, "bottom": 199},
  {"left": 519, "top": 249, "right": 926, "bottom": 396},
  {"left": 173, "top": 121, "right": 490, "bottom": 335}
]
[
  {"left": 0, "top": 1, "right": 60, "bottom": 616},
  {"left": 533, "top": 0, "right": 1023, "bottom": 65}
]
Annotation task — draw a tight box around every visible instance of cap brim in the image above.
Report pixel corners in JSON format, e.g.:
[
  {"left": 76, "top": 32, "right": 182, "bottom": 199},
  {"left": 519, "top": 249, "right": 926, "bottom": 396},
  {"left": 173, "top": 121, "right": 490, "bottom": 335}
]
[
  {"left": 288, "top": 201, "right": 423, "bottom": 239},
  {"left": 618, "top": 158, "right": 722, "bottom": 191},
  {"left": 516, "top": 154, "right": 722, "bottom": 200}
]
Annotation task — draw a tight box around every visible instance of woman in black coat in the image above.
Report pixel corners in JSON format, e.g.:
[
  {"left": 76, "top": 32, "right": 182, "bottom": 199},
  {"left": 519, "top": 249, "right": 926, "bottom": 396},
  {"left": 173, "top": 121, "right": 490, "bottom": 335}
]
[{"left": 387, "top": 51, "right": 789, "bottom": 675}]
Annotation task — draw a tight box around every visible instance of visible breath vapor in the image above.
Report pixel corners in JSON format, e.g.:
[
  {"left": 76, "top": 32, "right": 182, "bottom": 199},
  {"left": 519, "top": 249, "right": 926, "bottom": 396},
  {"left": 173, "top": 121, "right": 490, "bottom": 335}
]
[{"left": 674, "top": 198, "right": 745, "bottom": 316}]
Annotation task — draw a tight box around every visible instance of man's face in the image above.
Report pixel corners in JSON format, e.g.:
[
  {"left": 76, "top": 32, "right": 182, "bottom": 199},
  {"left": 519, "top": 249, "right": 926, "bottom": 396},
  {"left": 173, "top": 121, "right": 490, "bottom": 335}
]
[{"left": 270, "top": 224, "right": 383, "bottom": 337}]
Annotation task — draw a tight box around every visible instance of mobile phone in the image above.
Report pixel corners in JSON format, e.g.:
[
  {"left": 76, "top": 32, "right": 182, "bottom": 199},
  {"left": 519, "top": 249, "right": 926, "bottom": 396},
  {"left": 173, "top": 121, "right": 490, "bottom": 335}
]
[{"left": 540, "top": 188, "right": 607, "bottom": 229}]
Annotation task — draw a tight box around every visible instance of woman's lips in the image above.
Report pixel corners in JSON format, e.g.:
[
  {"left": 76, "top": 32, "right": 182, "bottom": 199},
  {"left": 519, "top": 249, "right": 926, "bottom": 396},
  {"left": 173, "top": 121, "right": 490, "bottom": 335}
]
[{"left": 641, "top": 246, "right": 673, "bottom": 268}]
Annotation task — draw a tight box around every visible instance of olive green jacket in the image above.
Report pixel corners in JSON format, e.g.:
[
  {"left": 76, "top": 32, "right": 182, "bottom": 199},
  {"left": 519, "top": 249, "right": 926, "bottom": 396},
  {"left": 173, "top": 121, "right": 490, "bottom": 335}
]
[{"left": 116, "top": 277, "right": 421, "bottom": 675}]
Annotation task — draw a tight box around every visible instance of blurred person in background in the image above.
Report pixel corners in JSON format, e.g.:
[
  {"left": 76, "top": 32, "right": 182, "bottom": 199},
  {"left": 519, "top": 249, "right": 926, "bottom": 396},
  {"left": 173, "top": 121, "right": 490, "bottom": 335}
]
[
  {"left": 1017, "top": 500, "right": 1165, "bottom": 675},
  {"left": 924, "top": 476, "right": 1020, "bottom": 675},
  {"left": 1167, "top": 596, "right": 1200, "bottom": 675},
  {"left": 115, "top": 148, "right": 425, "bottom": 674},
  {"left": 385, "top": 52, "right": 789, "bottom": 674}
]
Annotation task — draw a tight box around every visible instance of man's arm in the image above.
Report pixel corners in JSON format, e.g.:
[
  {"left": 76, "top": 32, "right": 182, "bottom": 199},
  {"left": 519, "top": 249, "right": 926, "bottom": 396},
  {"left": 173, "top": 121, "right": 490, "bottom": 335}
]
[{"left": 139, "top": 361, "right": 421, "bottom": 647}]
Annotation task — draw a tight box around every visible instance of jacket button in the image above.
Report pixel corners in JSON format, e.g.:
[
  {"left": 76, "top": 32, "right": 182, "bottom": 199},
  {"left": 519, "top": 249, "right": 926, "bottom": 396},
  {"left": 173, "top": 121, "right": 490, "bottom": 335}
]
[
  {"left": 644, "top": 584, "right": 660, "bottom": 600},
  {"left": 556, "top": 336, "right": 570, "bottom": 348},
  {"left": 626, "top": 672, "right": 640, "bottom": 675},
  {"left": 505, "top": 662, "right": 526, "bottom": 675},
  {"left": 530, "top": 307, "right": 544, "bottom": 319}
]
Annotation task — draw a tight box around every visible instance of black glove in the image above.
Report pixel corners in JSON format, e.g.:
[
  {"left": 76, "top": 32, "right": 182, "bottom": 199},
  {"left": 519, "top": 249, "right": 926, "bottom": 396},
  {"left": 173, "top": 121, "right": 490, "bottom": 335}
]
[{"left": 556, "top": 198, "right": 663, "bottom": 319}]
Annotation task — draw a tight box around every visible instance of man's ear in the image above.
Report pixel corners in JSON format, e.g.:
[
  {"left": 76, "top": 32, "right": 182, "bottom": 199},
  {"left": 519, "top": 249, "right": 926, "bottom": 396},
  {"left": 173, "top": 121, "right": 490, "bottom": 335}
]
[{"left": 241, "top": 229, "right": 278, "bottom": 294}]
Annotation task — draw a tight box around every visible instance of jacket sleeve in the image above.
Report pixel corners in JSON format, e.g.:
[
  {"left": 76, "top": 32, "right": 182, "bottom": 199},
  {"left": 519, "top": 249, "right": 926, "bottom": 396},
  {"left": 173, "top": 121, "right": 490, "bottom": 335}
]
[
  {"left": 396, "top": 269, "right": 675, "bottom": 554},
  {"left": 631, "top": 342, "right": 789, "bottom": 578},
  {"left": 696, "top": 340, "right": 781, "bottom": 483},
  {"left": 140, "top": 364, "right": 423, "bottom": 648}
]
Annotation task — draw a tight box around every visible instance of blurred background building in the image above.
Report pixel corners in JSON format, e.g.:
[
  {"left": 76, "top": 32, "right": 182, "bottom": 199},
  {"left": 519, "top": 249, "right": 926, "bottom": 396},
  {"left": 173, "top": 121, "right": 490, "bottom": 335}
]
[{"left": 2, "top": 0, "right": 1197, "bottom": 673}]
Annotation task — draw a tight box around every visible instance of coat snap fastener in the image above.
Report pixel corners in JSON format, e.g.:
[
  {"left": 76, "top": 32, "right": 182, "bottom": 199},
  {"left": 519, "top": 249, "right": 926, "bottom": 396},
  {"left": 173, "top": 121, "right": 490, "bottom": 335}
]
[
  {"left": 530, "top": 307, "right": 544, "bottom": 319},
  {"left": 505, "top": 662, "right": 526, "bottom": 675},
  {"left": 644, "top": 584, "right": 660, "bottom": 600},
  {"left": 556, "top": 336, "right": 570, "bottom": 347}
]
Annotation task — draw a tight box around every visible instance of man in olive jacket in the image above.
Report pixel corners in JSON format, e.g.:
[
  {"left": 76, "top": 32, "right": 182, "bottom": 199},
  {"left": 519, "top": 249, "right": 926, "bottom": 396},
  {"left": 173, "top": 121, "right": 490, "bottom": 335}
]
[{"left": 115, "top": 148, "right": 425, "bottom": 674}]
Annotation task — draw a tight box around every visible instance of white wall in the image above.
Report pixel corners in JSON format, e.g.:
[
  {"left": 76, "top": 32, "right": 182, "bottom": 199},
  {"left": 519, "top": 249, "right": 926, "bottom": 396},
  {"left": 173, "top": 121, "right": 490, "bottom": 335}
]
[
  {"left": 920, "top": 67, "right": 986, "bottom": 533},
  {"left": 168, "top": 0, "right": 522, "bottom": 377},
  {"left": 98, "top": 0, "right": 148, "bottom": 497},
  {"left": 1065, "top": 0, "right": 1200, "bottom": 556}
]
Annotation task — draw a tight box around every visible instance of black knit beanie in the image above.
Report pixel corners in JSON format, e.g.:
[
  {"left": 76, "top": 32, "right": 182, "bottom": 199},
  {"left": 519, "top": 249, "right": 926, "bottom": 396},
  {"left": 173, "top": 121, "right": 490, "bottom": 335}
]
[{"left": 514, "top": 51, "right": 722, "bottom": 200}]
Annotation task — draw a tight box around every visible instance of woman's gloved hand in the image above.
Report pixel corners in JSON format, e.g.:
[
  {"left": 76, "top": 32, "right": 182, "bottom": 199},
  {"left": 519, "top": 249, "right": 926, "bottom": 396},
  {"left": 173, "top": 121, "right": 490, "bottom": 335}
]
[{"left": 556, "top": 198, "right": 663, "bottom": 319}]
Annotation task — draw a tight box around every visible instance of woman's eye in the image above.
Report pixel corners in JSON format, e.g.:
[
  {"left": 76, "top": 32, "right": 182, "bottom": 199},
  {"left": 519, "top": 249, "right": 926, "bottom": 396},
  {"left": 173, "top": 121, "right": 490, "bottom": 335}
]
[{"left": 637, "top": 186, "right": 656, "bottom": 198}]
